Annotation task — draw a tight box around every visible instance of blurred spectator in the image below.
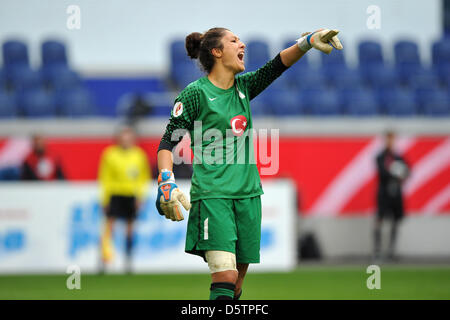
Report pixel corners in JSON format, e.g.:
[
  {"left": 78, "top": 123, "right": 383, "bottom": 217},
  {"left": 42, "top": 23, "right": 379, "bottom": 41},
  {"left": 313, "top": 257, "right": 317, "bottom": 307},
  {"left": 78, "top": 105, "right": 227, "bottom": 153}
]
[
  {"left": 21, "top": 134, "right": 65, "bottom": 180},
  {"left": 125, "top": 93, "right": 152, "bottom": 125},
  {"left": 373, "top": 131, "right": 410, "bottom": 262},
  {"left": 98, "top": 125, "right": 151, "bottom": 273}
]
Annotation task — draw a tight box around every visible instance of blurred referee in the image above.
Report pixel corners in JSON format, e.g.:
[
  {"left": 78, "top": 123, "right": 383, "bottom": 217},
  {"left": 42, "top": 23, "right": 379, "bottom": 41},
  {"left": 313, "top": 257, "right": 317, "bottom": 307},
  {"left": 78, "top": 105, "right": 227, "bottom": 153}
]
[{"left": 98, "top": 126, "right": 151, "bottom": 273}]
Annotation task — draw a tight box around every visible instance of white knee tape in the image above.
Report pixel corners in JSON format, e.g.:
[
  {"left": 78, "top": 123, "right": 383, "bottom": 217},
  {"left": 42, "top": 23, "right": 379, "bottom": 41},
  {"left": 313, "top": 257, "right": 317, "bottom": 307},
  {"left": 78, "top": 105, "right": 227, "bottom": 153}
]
[{"left": 205, "top": 250, "right": 237, "bottom": 273}]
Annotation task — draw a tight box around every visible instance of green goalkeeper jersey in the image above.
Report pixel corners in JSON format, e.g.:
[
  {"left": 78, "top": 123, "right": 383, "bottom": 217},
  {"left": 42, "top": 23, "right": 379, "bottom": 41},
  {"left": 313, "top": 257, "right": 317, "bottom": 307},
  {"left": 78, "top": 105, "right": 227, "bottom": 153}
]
[{"left": 159, "top": 54, "right": 288, "bottom": 201}]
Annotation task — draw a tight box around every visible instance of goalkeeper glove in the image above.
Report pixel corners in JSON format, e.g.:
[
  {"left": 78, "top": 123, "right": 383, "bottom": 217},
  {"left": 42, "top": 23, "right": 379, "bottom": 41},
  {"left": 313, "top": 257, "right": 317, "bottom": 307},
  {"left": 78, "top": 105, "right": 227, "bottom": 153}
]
[
  {"left": 297, "top": 29, "right": 343, "bottom": 54},
  {"left": 156, "top": 169, "right": 191, "bottom": 221}
]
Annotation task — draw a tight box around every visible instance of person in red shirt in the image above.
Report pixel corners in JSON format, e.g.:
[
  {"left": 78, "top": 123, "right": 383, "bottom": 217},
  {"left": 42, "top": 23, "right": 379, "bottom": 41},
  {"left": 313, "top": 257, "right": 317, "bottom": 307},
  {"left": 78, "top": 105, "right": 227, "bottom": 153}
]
[{"left": 21, "top": 134, "right": 65, "bottom": 181}]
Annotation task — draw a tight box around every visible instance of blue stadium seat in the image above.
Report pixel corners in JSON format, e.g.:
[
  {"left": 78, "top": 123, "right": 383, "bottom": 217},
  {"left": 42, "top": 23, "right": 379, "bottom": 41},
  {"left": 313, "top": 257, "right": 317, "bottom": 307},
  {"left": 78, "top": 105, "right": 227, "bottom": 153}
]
[
  {"left": 359, "top": 40, "right": 385, "bottom": 84},
  {"left": 321, "top": 46, "right": 346, "bottom": 68},
  {"left": 18, "top": 88, "right": 56, "bottom": 117},
  {"left": 366, "top": 65, "right": 399, "bottom": 89},
  {"left": 344, "top": 88, "right": 379, "bottom": 116},
  {"left": 0, "top": 90, "right": 17, "bottom": 117},
  {"left": 303, "top": 88, "right": 340, "bottom": 116},
  {"left": 408, "top": 68, "right": 440, "bottom": 89},
  {"left": 265, "top": 88, "right": 303, "bottom": 116},
  {"left": 394, "top": 40, "right": 422, "bottom": 83},
  {"left": 246, "top": 40, "right": 270, "bottom": 70},
  {"left": 295, "top": 72, "right": 326, "bottom": 90},
  {"left": 44, "top": 66, "right": 82, "bottom": 91},
  {"left": 170, "top": 40, "right": 190, "bottom": 66},
  {"left": 250, "top": 91, "right": 272, "bottom": 116},
  {"left": 432, "top": 39, "right": 450, "bottom": 67},
  {"left": 325, "top": 66, "right": 364, "bottom": 89},
  {"left": 9, "top": 66, "right": 43, "bottom": 92},
  {"left": 333, "top": 68, "right": 364, "bottom": 90},
  {"left": 41, "top": 40, "right": 68, "bottom": 68},
  {"left": 0, "top": 69, "right": 6, "bottom": 90},
  {"left": 56, "top": 88, "right": 95, "bottom": 117},
  {"left": 2, "top": 40, "right": 29, "bottom": 78},
  {"left": 282, "top": 46, "right": 310, "bottom": 89},
  {"left": 359, "top": 40, "right": 384, "bottom": 66},
  {"left": 172, "top": 61, "right": 204, "bottom": 88},
  {"left": 422, "top": 90, "right": 450, "bottom": 116},
  {"left": 432, "top": 39, "right": 450, "bottom": 85},
  {"left": 384, "top": 88, "right": 417, "bottom": 116}
]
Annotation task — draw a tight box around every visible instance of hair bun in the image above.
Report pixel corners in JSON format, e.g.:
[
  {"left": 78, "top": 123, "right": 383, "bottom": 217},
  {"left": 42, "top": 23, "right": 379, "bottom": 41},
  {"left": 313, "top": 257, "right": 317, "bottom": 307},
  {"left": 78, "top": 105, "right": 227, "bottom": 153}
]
[{"left": 185, "top": 32, "right": 203, "bottom": 59}]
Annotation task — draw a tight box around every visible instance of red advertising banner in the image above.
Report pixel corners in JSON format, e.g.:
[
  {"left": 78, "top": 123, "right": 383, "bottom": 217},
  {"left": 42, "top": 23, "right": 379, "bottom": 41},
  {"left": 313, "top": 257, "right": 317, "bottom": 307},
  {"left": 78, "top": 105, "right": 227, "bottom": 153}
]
[{"left": 1, "top": 135, "right": 449, "bottom": 216}]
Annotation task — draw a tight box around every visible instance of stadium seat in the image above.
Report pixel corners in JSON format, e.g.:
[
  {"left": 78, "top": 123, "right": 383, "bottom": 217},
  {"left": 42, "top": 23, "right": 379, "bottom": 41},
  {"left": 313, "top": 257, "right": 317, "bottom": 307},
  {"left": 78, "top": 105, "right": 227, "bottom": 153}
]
[
  {"left": 422, "top": 89, "right": 450, "bottom": 116},
  {"left": 358, "top": 40, "right": 384, "bottom": 66},
  {"left": 384, "top": 88, "right": 417, "bottom": 116},
  {"left": 170, "top": 40, "right": 190, "bottom": 66},
  {"left": 321, "top": 46, "right": 346, "bottom": 68},
  {"left": 432, "top": 39, "right": 450, "bottom": 85},
  {"left": 250, "top": 91, "right": 272, "bottom": 116},
  {"left": 0, "top": 90, "right": 17, "bottom": 117},
  {"left": 302, "top": 88, "right": 340, "bottom": 116},
  {"left": 358, "top": 40, "right": 385, "bottom": 84},
  {"left": 294, "top": 72, "right": 326, "bottom": 90},
  {"left": 172, "top": 61, "right": 204, "bottom": 88},
  {"left": 9, "top": 66, "right": 43, "bottom": 92},
  {"left": 56, "top": 88, "right": 95, "bottom": 117},
  {"left": 432, "top": 39, "right": 450, "bottom": 67},
  {"left": 394, "top": 40, "right": 422, "bottom": 83},
  {"left": 18, "top": 88, "right": 57, "bottom": 117},
  {"left": 282, "top": 48, "right": 310, "bottom": 88},
  {"left": 2, "top": 40, "right": 29, "bottom": 78},
  {"left": 0, "top": 69, "right": 6, "bottom": 90},
  {"left": 325, "top": 66, "right": 364, "bottom": 89},
  {"left": 245, "top": 39, "right": 270, "bottom": 72},
  {"left": 44, "top": 66, "right": 82, "bottom": 91},
  {"left": 41, "top": 40, "right": 68, "bottom": 68},
  {"left": 265, "top": 88, "right": 304, "bottom": 116},
  {"left": 408, "top": 68, "right": 440, "bottom": 89},
  {"left": 344, "top": 88, "right": 379, "bottom": 116},
  {"left": 366, "top": 65, "right": 399, "bottom": 89}
]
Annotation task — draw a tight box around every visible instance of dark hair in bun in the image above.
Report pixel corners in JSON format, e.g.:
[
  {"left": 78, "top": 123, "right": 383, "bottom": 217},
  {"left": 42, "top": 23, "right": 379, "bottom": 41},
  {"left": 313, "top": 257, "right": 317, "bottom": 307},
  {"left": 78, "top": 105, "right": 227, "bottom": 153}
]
[{"left": 185, "top": 27, "right": 228, "bottom": 73}]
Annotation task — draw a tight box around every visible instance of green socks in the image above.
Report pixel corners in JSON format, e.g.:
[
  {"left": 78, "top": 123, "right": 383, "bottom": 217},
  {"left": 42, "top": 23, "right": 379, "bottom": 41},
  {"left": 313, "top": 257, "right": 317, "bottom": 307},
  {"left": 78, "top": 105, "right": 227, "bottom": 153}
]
[{"left": 209, "top": 282, "right": 235, "bottom": 300}]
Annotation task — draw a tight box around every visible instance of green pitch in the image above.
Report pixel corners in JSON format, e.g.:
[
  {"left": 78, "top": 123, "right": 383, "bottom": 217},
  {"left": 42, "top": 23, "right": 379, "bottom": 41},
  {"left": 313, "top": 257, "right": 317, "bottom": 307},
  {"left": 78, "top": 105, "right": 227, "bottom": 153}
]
[{"left": 0, "top": 266, "right": 449, "bottom": 300}]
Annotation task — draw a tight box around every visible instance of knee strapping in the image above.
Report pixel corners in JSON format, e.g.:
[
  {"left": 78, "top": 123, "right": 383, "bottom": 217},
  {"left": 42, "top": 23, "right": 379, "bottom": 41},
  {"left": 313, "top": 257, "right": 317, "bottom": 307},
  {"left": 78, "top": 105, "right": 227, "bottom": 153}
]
[{"left": 205, "top": 250, "right": 237, "bottom": 273}]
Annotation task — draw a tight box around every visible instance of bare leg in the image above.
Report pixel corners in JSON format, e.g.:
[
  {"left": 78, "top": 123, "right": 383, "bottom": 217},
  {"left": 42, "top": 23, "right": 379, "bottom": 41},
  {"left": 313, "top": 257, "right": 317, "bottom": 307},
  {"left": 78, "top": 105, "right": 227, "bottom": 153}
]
[
  {"left": 235, "top": 263, "right": 249, "bottom": 298},
  {"left": 125, "top": 219, "right": 134, "bottom": 273},
  {"left": 373, "top": 216, "right": 382, "bottom": 261},
  {"left": 99, "top": 217, "right": 115, "bottom": 273},
  {"left": 388, "top": 218, "right": 399, "bottom": 260},
  {"left": 211, "top": 270, "right": 238, "bottom": 284}
]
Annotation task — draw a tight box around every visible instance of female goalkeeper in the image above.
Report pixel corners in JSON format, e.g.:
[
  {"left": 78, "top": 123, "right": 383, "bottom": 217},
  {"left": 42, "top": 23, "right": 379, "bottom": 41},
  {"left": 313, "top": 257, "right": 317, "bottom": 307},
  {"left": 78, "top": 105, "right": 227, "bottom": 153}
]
[{"left": 156, "top": 27, "right": 342, "bottom": 300}]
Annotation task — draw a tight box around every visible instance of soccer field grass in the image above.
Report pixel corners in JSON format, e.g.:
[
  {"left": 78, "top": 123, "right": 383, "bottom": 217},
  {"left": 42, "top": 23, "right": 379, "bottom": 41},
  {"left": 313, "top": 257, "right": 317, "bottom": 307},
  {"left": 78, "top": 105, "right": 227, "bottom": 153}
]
[{"left": 1, "top": 266, "right": 449, "bottom": 300}]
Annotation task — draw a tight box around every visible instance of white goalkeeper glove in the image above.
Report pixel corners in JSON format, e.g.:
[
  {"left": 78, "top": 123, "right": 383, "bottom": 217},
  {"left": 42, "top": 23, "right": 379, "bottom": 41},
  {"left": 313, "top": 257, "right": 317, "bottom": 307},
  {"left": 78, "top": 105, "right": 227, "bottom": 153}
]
[
  {"left": 297, "top": 29, "right": 343, "bottom": 54},
  {"left": 156, "top": 169, "right": 191, "bottom": 221}
]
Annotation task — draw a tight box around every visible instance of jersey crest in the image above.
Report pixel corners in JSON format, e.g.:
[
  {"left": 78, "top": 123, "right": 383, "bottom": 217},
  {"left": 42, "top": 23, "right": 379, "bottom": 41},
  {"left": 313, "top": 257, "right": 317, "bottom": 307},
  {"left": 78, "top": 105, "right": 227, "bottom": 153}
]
[
  {"left": 172, "top": 102, "right": 183, "bottom": 117},
  {"left": 230, "top": 115, "right": 248, "bottom": 136}
]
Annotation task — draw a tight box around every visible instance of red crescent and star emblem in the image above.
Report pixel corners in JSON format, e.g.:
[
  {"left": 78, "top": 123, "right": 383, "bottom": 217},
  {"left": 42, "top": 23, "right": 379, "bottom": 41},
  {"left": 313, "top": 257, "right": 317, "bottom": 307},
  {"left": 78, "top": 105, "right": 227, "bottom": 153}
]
[{"left": 230, "top": 115, "right": 248, "bottom": 137}]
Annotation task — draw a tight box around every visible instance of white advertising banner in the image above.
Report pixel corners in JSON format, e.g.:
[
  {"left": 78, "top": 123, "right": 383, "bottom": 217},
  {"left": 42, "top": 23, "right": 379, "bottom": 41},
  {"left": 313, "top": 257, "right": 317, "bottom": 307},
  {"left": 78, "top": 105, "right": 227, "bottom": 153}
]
[{"left": 0, "top": 180, "right": 296, "bottom": 274}]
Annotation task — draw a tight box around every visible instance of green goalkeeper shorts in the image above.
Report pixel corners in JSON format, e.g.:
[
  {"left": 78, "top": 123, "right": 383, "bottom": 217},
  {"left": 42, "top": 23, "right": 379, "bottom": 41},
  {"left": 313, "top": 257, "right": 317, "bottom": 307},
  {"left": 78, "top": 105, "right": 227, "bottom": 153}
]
[{"left": 185, "top": 196, "right": 262, "bottom": 264}]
